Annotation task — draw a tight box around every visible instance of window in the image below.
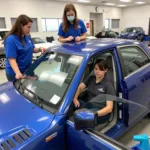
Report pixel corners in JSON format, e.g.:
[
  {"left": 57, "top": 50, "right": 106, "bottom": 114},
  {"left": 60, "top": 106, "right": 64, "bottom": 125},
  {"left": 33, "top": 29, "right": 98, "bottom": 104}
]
[
  {"left": 42, "top": 18, "right": 61, "bottom": 32},
  {"left": 58, "top": 19, "right": 62, "bottom": 26},
  {"left": 120, "top": 46, "right": 150, "bottom": 76},
  {"left": 31, "top": 18, "right": 38, "bottom": 32},
  {"left": 11, "top": 18, "right": 17, "bottom": 26},
  {"left": 14, "top": 52, "right": 83, "bottom": 114},
  {"left": 0, "top": 18, "right": 6, "bottom": 28},
  {"left": 105, "top": 19, "right": 110, "bottom": 30},
  {"left": 11, "top": 18, "right": 38, "bottom": 32},
  {"left": 0, "top": 31, "right": 8, "bottom": 40},
  {"left": 111, "top": 19, "right": 120, "bottom": 29},
  {"left": 31, "top": 37, "right": 45, "bottom": 44},
  {"left": 108, "top": 31, "right": 118, "bottom": 37}
]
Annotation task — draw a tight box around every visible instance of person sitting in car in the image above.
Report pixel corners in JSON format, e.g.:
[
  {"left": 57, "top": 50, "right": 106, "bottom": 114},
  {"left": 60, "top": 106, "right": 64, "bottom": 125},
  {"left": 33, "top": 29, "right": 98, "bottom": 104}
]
[{"left": 73, "top": 59, "right": 115, "bottom": 124}]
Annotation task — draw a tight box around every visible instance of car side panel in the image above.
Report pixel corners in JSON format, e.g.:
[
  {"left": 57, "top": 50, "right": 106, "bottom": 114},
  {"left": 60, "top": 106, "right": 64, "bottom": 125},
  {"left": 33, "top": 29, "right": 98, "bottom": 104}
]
[
  {"left": 20, "top": 116, "right": 66, "bottom": 150},
  {"left": 0, "top": 47, "right": 5, "bottom": 55}
]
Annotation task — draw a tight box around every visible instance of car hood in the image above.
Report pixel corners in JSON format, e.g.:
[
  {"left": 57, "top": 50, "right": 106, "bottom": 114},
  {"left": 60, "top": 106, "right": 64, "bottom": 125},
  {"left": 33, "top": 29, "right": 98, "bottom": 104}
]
[{"left": 0, "top": 82, "right": 54, "bottom": 138}]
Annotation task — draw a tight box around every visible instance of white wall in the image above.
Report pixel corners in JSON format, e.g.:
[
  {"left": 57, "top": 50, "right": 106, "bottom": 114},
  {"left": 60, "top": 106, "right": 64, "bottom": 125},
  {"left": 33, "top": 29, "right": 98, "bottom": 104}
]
[
  {"left": 90, "top": 13, "right": 103, "bottom": 35},
  {"left": 0, "top": 0, "right": 122, "bottom": 40},
  {"left": 103, "top": 7, "right": 122, "bottom": 33},
  {"left": 121, "top": 4, "right": 150, "bottom": 34}
]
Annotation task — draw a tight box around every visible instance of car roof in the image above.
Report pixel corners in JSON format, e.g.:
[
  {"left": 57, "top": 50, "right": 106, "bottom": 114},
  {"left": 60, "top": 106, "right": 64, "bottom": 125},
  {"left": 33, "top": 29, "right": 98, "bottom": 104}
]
[
  {"left": 48, "top": 38, "right": 140, "bottom": 56},
  {"left": 0, "top": 28, "right": 9, "bottom": 32}
]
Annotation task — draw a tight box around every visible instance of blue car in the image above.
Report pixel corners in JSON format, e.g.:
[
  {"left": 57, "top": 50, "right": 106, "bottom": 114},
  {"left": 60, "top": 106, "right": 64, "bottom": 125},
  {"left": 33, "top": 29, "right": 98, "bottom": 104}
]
[
  {"left": 0, "top": 38, "right": 150, "bottom": 150},
  {"left": 119, "top": 27, "right": 145, "bottom": 41}
]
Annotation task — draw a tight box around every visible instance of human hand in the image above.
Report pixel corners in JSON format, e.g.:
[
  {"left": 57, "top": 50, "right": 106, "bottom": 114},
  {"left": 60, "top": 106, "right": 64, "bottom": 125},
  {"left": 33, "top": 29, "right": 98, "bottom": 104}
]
[
  {"left": 73, "top": 98, "right": 80, "bottom": 107},
  {"left": 75, "top": 36, "right": 81, "bottom": 42},
  {"left": 40, "top": 47, "right": 46, "bottom": 53},
  {"left": 67, "top": 36, "right": 74, "bottom": 41},
  {"left": 15, "top": 72, "right": 26, "bottom": 80}
]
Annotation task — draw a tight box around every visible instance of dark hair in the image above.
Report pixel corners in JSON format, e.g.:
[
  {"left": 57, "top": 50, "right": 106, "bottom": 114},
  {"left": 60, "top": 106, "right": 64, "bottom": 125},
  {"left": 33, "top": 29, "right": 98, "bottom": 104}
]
[
  {"left": 94, "top": 59, "right": 108, "bottom": 71},
  {"left": 4, "top": 14, "right": 33, "bottom": 41},
  {"left": 62, "top": 4, "right": 78, "bottom": 32}
]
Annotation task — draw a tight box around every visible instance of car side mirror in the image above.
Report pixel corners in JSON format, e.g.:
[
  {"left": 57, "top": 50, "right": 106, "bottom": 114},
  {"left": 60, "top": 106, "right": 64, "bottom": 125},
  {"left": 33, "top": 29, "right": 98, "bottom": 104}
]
[{"left": 74, "top": 108, "right": 98, "bottom": 130}]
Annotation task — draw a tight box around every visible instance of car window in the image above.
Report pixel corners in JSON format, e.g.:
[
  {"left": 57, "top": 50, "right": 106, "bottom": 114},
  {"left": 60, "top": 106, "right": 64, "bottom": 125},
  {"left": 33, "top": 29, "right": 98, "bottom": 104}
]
[
  {"left": 101, "top": 32, "right": 106, "bottom": 36},
  {"left": 108, "top": 31, "right": 117, "bottom": 37},
  {"left": 139, "top": 27, "right": 143, "bottom": 32},
  {"left": 119, "top": 46, "right": 150, "bottom": 76},
  {"left": 31, "top": 37, "right": 45, "bottom": 44},
  {"left": 14, "top": 52, "right": 83, "bottom": 114},
  {"left": 0, "top": 31, "right": 8, "bottom": 40},
  {"left": 123, "top": 28, "right": 137, "bottom": 33}
]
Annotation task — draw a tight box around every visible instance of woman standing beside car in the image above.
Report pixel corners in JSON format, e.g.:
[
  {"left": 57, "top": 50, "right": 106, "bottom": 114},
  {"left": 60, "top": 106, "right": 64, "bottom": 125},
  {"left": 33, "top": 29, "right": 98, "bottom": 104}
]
[
  {"left": 4, "top": 14, "right": 46, "bottom": 81},
  {"left": 58, "top": 3, "right": 87, "bottom": 43}
]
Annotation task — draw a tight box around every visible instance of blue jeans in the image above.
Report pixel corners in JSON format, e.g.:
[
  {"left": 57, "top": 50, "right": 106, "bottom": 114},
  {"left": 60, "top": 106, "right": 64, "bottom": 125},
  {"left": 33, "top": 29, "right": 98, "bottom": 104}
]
[{"left": 79, "top": 100, "right": 110, "bottom": 124}]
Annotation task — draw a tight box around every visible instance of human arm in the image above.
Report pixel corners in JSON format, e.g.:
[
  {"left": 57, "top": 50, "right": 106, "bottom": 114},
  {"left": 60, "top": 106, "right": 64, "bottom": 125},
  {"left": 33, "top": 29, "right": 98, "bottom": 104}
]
[
  {"left": 75, "top": 19, "right": 87, "bottom": 42},
  {"left": 97, "top": 101, "right": 113, "bottom": 116},
  {"left": 75, "top": 33, "right": 86, "bottom": 42},
  {"left": 58, "top": 23, "right": 74, "bottom": 43},
  {"left": 33, "top": 47, "right": 46, "bottom": 53},
  {"left": 97, "top": 82, "right": 115, "bottom": 116},
  {"left": 59, "top": 36, "right": 74, "bottom": 43},
  {"left": 8, "top": 58, "right": 25, "bottom": 79},
  {"left": 73, "top": 83, "right": 86, "bottom": 107}
]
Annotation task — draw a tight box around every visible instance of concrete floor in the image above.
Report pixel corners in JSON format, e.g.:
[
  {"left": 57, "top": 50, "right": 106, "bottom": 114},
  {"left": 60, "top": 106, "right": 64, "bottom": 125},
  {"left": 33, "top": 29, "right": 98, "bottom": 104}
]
[
  {"left": 0, "top": 69, "right": 149, "bottom": 148},
  {"left": 0, "top": 69, "right": 7, "bottom": 84}
]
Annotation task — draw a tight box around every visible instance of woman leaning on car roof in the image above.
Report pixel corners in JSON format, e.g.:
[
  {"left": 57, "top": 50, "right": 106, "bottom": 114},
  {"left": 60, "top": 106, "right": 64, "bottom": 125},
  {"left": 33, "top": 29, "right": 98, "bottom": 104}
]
[
  {"left": 58, "top": 3, "right": 87, "bottom": 43},
  {"left": 4, "top": 14, "right": 46, "bottom": 82}
]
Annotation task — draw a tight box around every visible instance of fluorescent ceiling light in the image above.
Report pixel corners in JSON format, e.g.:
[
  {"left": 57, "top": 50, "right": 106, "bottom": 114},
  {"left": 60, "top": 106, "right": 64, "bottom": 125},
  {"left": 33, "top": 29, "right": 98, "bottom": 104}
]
[
  {"left": 78, "top": 0, "right": 90, "bottom": 2},
  {"left": 105, "top": 3, "right": 115, "bottom": 6},
  {"left": 118, "top": 4, "right": 127, "bottom": 7},
  {"left": 120, "top": 0, "right": 132, "bottom": 2},
  {"left": 135, "top": 1, "right": 145, "bottom": 4}
]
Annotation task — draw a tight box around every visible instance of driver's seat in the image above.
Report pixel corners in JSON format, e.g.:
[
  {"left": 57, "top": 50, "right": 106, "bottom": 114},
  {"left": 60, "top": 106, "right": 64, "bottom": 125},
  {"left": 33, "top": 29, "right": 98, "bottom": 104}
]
[{"left": 94, "top": 102, "right": 117, "bottom": 132}]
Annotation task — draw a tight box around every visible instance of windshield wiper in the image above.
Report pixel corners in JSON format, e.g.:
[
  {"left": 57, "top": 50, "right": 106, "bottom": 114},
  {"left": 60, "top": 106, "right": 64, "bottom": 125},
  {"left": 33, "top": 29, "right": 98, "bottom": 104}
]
[
  {"left": 24, "top": 86, "right": 44, "bottom": 108},
  {"left": 16, "top": 80, "right": 43, "bottom": 108}
]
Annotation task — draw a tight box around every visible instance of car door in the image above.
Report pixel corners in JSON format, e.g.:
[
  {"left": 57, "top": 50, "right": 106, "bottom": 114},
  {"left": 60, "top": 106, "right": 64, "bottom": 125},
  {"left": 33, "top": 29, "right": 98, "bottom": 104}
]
[
  {"left": 117, "top": 45, "right": 150, "bottom": 126},
  {"left": 65, "top": 94, "right": 147, "bottom": 150},
  {"left": 66, "top": 120, "right": 129, "bottom": 150}
]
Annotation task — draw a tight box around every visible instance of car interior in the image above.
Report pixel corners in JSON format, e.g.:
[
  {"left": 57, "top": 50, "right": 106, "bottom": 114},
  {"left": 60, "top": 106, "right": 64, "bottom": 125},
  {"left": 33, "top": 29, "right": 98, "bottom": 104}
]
[{"left": 67, "top": 52, "right": 118, "bottom": 134}]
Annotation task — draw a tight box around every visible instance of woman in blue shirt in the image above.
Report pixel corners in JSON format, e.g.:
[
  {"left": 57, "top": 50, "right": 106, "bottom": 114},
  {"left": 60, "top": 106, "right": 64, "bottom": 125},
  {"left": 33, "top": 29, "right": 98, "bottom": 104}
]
[
  {"left": 4, "top": 15, "right": 46, "bottom": 81},
  {"left": 58, "top": 3, "right": 87, "bottom": 43}
]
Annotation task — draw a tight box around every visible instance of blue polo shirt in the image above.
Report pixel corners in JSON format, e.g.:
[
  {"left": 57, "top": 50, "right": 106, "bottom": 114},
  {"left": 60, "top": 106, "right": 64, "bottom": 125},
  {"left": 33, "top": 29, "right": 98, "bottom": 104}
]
[
  {"left": 58, "top": 19, "right": 87, "bottom": 38},
  {"left": 4, "top": 34, "right": 35, "bottom": 76}
]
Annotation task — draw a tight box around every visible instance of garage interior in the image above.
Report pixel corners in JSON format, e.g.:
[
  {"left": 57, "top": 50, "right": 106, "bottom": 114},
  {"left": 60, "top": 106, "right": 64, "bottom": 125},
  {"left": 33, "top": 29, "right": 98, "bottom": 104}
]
[{"left": 0, "top": 0, "right": 150, "bottom": 149}]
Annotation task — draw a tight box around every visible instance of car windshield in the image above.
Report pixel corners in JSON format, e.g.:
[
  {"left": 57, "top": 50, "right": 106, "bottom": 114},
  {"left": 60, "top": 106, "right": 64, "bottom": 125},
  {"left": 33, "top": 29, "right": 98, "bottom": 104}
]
[
  {"left": 0, "top": 31, "right": 8, "bottom": 40},
  {"left": 14, "top": 51, "right": 83, "bottom": 114},
  {"left": 122, "top": 28, "right": 137, "bottom": 33},
  {"left": 31, "top": 37, "right": 45, "bottom": 44}
]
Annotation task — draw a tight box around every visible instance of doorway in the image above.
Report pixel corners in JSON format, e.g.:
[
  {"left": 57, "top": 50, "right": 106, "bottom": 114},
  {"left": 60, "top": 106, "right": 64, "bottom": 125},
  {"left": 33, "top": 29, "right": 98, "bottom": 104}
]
[
  {"left": 148, "top": 18, "right": 150, "bottom": 36},
  {"left": 90, "top": 13, "right": 103, "bottom": 36},
  {"left": 90, "top": 20, "right": 94, "bottom": 36}
]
